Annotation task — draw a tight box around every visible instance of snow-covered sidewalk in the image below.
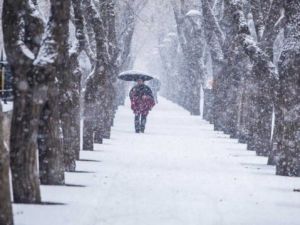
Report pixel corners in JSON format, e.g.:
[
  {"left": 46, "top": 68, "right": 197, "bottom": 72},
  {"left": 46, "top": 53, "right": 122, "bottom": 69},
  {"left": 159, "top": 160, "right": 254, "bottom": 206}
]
[{"left": 14, "top": 97, "right": 300, "bottom": 225}]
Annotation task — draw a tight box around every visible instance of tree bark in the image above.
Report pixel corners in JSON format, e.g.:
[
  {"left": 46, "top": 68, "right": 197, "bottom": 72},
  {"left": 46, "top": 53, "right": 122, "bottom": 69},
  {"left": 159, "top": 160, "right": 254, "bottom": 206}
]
[
  {"left": 62, "top": 0, "right": 86, "bottom": 169},
  {"left": 37, "top": 0, "right": 71, "bottom": 184},
  {"left": 3, "top": 0, "right": 44, "bottom": 203},
  {"left": 223, "top": 0, "right": 279, "bottom": 156},
  {"left": 201, "top": 0, "right": 228, "bottom": 131},
  {"left": 247, "top": 0, "right": 283, "bottom": 157},
  {"left": 171, "top": 0, "right": 204, "bottom": 115},
  {"left": 276, "top": 0, "right": 300, "bottom": 176},
  {"left": 82, "top": 0, "right": 108, "bottom": 149},
  {"left": 0, "top": 104, "right": 13, "bottom": 225}
]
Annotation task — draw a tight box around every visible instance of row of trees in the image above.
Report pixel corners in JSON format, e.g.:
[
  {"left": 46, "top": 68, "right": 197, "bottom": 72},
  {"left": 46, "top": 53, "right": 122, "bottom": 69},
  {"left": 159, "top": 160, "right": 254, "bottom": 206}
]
[
  {"left": 0, "top": 0, "right": 148, "bottom": 224},
  {"left": 159, "top": 0, "right": 300, "bottom": 177}
]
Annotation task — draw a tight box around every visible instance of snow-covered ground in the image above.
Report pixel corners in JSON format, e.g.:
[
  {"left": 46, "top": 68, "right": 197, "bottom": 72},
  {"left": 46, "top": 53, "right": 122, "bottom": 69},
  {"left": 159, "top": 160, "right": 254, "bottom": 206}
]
[
  {"left": 14, "top": 97, "right": 300, "bottom": 225},
  {"left": 2, "top": 101, "right": 13, "bottom": 112}
]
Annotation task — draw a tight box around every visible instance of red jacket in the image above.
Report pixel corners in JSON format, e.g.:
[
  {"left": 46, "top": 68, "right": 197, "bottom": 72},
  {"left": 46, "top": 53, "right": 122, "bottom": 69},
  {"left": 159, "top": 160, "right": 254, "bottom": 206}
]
[{"left": 130, "top": 84, "right": 155, "bottom": 115}]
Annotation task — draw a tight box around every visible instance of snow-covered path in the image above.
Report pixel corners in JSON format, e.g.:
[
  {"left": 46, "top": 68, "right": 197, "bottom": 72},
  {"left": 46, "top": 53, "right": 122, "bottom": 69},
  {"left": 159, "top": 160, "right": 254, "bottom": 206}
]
[{"left": 14, "top": 98, "right": 300, "bottom": 225}]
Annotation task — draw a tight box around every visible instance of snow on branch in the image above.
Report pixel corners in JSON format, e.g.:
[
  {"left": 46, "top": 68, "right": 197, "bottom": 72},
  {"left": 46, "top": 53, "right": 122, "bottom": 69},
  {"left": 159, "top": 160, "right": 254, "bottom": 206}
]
[
  {"left": 261, "top": 0, "right": 285, "bottom": 43},
  {"left": 202, "top": 0, "right": 225, "bottom": 44},
  {"left": 82, "top": 0, "right": 107, "bottom": 64},
  {"left": 231, "top": 0, "right": 278, "bottom": 81},
  {"left": 33, "top": 24, "right": 58, "bottom": 66},
  {"left": 27, "top": 0, "right": 46, "bottom": 23},
  {"left": 274, "top": 9, "right": 285, "bottom": 28},
  {"left": 34, "top": 47, "right": 57, "bottom": 66},
  {"left": 186, "top": 10, "right": 201, "bottom": 17},
  {"left": 69, "top": 38, "right": 80, "bottom": 56},
  {"left": 2, "top": 0, "right": 48, "bottom": 75},
  {"left": 16, "top": 0, "right": 45, "bottom": 63},
  {"left": 17, "top": 17, "right": 35, "bottom": 61},
  {"left": 71, "top": 0, "right": 86, "bottom": 55},
  {"left": 17, "top": 40, "right": 35, "bottom": 60}
]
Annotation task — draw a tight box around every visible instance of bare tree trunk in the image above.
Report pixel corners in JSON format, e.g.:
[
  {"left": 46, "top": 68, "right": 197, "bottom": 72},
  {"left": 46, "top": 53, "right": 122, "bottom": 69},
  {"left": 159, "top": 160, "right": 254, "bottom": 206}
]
[
  {"left": 171, "top": 1, "right": 204, "bottom": 115},
  {"left": 236, "top": 59, "right": 252, "bottom": 144},
  {"left": 0, "top": 104, "right": 13, "bottom": 225},
  {"left": 61, "top": 0, "right": 86, "bottom": 170},
  {"left": 3, "top": 0, "right": 44, "bottom": 203},
  {"left": 221, "top": 0, "right": 279, "bottom": 158},
  {"left": 70, "top": 0, "right": 85, "bottom": 159},
  {"left": 276, "top": 0, "right": 300, "bottom": 176},
  {"left": 201, "top": 0, "right": 228, "bottom": 131},
  {"left": 39, "top": 100, "right": 65, "bottom": 184},
  {"left": 246, "top": 0, "right": 283, "bottom": 157},
  {"left": 203, "top": 88, "right": 214, "bottom": 123},
  {"left": 202, "top": 0, "right": 280, "bottom": 154},
  {"left": 82, "top": 0, "right": 107, "bottom": 150},
  {"left": 248, "top": 63, "right": 273, "bottom": 156},
  {"left": 38, "top": 0, "right": 71, "bottom": 184},
  {"left": 83, "top": 120, "right": 95, "bottom": 149},
  {"left": 224, "top": 51, "right": 248, "bottom": 138},
  {"left": 82, "top": 0, "right": 119, "bottom": 146},
  {"left": 99, "top": 0, "right": 116, "bottom": 139}
]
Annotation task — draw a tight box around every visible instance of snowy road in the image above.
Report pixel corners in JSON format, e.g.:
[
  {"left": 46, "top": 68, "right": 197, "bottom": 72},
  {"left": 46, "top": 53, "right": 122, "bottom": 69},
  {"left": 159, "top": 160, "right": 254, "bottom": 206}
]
[{"left": 14, "top": 98, "right": 300, "bottom": 225}]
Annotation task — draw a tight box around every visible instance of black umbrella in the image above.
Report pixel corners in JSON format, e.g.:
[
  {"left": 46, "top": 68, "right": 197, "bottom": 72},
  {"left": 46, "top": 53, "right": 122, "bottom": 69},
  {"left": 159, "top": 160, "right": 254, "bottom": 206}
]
[{"left": 118, "top": 70, "right": 154, "bottom": 81}]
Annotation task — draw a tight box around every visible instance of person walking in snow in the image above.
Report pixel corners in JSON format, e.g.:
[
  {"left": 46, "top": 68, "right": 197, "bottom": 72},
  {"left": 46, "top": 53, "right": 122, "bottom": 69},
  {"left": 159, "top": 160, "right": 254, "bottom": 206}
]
[{"left": 129, "top": 79, "right": 155, "bottom": 133}]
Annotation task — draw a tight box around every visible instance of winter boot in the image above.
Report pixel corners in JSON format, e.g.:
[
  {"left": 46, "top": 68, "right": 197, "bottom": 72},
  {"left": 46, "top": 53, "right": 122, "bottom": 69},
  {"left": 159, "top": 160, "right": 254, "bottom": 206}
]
[
  {"left": 140, "top": 115, "right": 147, "bottom": 133},
  {"left": 135, "top": 114, "right": 141, "bottom": 133}
]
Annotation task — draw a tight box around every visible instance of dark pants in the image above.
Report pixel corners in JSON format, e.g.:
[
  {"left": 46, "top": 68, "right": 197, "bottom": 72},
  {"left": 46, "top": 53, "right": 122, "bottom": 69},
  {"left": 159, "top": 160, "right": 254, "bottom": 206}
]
[{"left": 135, "top": 114, "right": 147, "bottom": 133}]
